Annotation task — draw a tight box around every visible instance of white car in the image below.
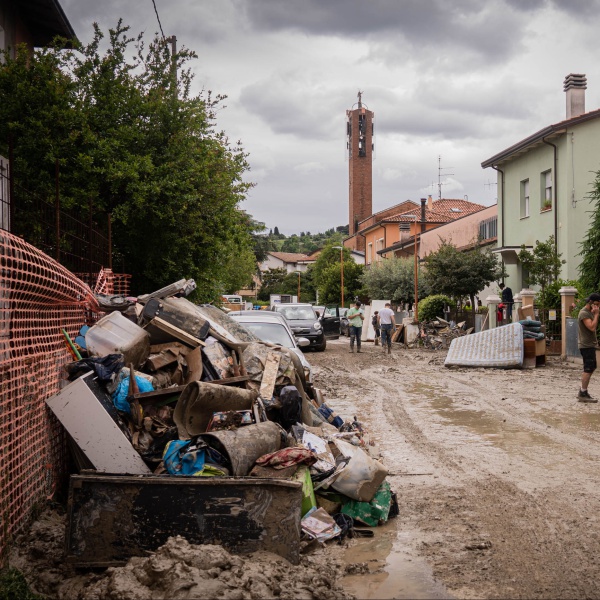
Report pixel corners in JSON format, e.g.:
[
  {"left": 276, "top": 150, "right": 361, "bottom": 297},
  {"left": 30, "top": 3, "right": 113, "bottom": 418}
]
[{"left": 229, "top": 310, "right": 313, "bottom": 383}]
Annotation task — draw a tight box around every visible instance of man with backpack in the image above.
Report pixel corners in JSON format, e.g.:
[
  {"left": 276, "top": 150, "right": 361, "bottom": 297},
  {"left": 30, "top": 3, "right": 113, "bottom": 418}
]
[{"left": 372, "top": 310, "right": 380, "bottom": 346}]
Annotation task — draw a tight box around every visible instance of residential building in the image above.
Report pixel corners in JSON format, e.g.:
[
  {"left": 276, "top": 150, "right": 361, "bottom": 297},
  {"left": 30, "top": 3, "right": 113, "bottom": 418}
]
[
  {"left": 482, "top": 73, "right": 600, "bottom": 288},
  {"left": 370, "top": 197, "right": 487, "bottom": 264},
  {"left": 0, "top": 0, "right": 75, "bottom": 57},
  {"left": 260, "top": 252, "right": 316, "bottom": 274}
]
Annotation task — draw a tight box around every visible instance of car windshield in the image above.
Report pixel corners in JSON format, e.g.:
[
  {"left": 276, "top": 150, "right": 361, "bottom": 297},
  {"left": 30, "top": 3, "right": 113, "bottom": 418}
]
[
  {"left": 278, "top": 306, "right": 316, "bottom": 320},
  {"left": 239, "top": 322, "right": 295, "bottom": 348}
]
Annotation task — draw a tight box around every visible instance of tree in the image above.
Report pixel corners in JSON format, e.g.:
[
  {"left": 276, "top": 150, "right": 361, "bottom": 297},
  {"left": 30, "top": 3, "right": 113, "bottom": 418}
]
[
  {"left": 517, "top": 235, "right": 565, "bottom": 302},
  {"left": 257, "top": 267, "right": 287, "bottom": 301},
  {"left": 361, "top": 257, "right": 426, "bottom": 305},
  {"left": 422, "top": 239, "right": 505, "bottom": 307},
  {"left": 579, "top": 172, "right": 600, "bottom": 295},
  {"left": 312, "top": 243, "right": 364, "bottom": 305},
  {"left": 0, "top": 22, "right": 256, "bottom": 301}
]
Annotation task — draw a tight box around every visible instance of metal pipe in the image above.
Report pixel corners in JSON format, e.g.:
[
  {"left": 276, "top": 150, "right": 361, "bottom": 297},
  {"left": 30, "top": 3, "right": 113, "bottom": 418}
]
[
  {"left": 55, "top": 159, "right": 60, "bottom": 262},
  {"left": 542, "top": 136, "right": 559, "bottom": 254}
]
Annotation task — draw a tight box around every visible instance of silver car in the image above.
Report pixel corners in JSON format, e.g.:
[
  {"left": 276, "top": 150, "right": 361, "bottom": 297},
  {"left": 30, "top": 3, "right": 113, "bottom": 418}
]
[{"left": 229, "top": 310, "right": 313, "bottom": 383}]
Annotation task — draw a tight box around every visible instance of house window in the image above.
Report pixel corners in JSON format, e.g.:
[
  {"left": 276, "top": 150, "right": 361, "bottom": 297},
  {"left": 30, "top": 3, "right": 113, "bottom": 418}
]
[
  {"left": 479, "top": 216, "right": 497, "bottom": 241},
  {"left": 375, "top": 237, "right": 384, "bottom": 262},
  {"left": 367, "top": 242, "right": 373, "bottom": 264},
  {"left": 541, "top": 170, "right": 552, "bottom": 210},
  {"left": 520, "top": 179, "right": 530, "bottom": 218}
]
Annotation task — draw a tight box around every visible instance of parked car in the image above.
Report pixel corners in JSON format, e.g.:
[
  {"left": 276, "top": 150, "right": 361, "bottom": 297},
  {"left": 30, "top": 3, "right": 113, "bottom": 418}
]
[
  {"left": 270, "top": 303, "right": 327, "bottom": 351},
  {"left": 338, "top": 307, "right": 350, "bottom": 336},
  {"left": 229, "top": 311, "right": 313, "bottom": 383},
  {"left": 321, "top": 305, "right": 342, "bottom": 338}
]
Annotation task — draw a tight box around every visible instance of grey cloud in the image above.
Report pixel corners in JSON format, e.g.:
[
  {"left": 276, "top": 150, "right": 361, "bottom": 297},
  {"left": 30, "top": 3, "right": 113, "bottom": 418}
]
[{"left": 234, "top": 0, "right": 528, "bottom": 64}]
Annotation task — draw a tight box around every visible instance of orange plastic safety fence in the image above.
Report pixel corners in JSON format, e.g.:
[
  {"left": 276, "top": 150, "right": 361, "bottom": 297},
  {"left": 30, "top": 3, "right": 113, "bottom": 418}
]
[
  {"left": 75, "top": 270, "right": 131, "bottom": 297},
  {"left": 0, "top": 229, "right": 99, "bottom": 565}
]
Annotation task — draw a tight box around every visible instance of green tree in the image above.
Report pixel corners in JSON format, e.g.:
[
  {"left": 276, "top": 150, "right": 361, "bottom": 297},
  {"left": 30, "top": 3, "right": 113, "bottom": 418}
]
[
  {"left": 579, "top": 172, "right": 600, "bottom": 295},
  {"left": 422, "top": 239, "right": 505, "bottom": 308},
  {"left": 517, "top": 235, "right": 565, "bottom": 302},
  {"left": 361, "top": 257, "right": 426, "bottom": 304},
  {"left": 0, "top": 22, "right": 255, "bottom": 300},
  {"left": 257, "top": 267, "right": 287, "bottom": 301},
  {"left": 312, "top": 243, "right": 364, "bottom": 306}
]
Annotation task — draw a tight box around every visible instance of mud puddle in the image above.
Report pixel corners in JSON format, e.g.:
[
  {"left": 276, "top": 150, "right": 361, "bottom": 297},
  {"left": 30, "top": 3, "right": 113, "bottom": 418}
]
[
  {"left": 409, "top": 384, "right": 559, "bottom": 454},
  {"left": 340, "top": 521, "right": 450, "bottom": 599}
]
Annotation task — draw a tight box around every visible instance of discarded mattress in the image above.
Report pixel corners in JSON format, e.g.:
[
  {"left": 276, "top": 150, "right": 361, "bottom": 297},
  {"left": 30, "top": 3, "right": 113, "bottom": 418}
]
[{"left": 445, "top": 322, "right": 524, "bottom": 368}]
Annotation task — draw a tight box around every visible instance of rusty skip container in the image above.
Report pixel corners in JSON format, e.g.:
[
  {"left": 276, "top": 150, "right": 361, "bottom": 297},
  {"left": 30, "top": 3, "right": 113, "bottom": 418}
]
[{"left": 65, "top": 473, "right": 303, "bottom": 566}]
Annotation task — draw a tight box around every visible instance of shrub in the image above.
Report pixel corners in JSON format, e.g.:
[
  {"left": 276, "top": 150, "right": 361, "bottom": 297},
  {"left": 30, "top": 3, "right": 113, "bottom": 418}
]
[
  {"left": 535, "top": 279, "right": 584, "bottom": 310},
  {"left": 418, "top": 294, "right": 452, "bottom": 322}
]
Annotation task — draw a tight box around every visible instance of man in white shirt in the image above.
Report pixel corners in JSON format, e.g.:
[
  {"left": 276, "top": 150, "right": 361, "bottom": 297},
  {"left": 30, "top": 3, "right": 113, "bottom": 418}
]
[{"left": 377, "top": 303, "right": 396, "bottom": 355}]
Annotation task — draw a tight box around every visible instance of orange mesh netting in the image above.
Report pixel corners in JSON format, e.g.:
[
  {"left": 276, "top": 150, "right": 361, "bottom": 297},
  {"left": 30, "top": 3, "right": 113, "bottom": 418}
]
[{"left": 0, "top": 229, "right": 101, "bottom": 564}]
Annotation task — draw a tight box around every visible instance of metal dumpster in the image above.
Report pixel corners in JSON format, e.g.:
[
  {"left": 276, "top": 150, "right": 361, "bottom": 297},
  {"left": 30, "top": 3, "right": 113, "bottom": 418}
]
[{"left": 65, "top": 473, "right": 303, "bottom": 566}]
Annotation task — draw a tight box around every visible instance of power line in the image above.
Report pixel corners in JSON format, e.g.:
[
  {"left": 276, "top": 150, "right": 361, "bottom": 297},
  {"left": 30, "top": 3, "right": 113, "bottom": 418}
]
[{"left": 151, "top": 0, "right": 165, "bottom": 39}]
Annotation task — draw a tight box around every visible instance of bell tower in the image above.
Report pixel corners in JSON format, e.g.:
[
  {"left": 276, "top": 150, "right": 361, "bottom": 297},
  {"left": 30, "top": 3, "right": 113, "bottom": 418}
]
[{"left": 346, "top": 91, "right": 374, "bottom": 251}]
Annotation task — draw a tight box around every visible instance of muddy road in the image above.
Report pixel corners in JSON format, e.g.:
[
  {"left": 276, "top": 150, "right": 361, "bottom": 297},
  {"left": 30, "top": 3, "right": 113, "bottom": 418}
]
[{"left": 313, "top": 338, "right": 600, "bottom": 600}]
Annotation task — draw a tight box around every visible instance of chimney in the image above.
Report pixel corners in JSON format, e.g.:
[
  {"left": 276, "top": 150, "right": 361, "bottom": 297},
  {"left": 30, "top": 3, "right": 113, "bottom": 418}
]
[
  {"left": 564, "top": 73, "right": 587, "bottom": 119},
  {"left": 420, "top": 198, "right": 427, "bottom": 233},
  {"left": 427, "top": 194, "right": 433, "bottom": 210}
]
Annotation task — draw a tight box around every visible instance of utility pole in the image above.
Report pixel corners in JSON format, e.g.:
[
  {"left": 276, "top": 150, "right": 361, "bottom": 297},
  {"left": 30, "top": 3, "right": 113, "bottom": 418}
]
[{"left": 165, "top": 36, "right": 177, "bottom": 91}]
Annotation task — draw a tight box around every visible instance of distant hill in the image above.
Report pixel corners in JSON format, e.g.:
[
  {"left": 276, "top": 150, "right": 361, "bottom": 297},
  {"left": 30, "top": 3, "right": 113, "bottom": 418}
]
[{"left": 268, "top": 225, "right": 349, "bottom": 254}]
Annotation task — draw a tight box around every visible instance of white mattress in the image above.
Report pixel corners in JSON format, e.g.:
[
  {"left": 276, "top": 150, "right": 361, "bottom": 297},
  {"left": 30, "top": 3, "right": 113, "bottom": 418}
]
[{"left": 444, "top": 322, "right": 524, "bottom": 368}]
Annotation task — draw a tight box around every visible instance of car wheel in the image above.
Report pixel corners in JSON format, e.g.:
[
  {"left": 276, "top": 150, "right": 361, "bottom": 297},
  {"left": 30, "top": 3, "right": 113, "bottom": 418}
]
[{"left": 315, "top": 338, "right": 327, "bottom": 352}]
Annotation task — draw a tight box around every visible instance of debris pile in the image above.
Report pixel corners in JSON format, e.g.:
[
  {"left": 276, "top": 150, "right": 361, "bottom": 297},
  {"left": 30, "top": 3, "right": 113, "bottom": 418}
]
[
  {"left": 412, "top": 317, "right": 474, "bottom": 350},
  {"left": 46, "top": 279, "right": 396, "bottom": 567}
]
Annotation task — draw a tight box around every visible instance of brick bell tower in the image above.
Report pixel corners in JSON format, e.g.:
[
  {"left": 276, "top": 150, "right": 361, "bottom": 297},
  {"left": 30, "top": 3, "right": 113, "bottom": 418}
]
[{"left": 346, "top": 91, "right": 374, "bottom": 251}]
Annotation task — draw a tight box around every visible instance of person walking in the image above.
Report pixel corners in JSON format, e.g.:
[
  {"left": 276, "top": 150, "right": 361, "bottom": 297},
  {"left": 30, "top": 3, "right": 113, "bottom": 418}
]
[
  {"left": 577, "top": 293, "right": 600, "bottom": 402},
  {"left": 378, "top": 302, "right": 396, "bottom": 355},
  {"left": 347, "top": 301, "right": 365, "bottom": 353},
  {"left": 372, "top": 311, "right": 380, "bottom": 346}
]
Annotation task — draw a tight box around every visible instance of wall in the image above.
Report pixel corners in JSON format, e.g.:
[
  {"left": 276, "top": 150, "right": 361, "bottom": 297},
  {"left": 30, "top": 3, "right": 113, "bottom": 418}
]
[
  {"left": 419, "top": 205, "right": 497, "bottom": 257},
  {"left": 498, "top": 117, "right": 600, "bottom": 288}
]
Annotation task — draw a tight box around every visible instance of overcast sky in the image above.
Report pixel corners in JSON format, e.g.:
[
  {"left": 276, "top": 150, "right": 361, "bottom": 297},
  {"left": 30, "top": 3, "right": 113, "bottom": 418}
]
[{"left": 61, "top": 0, "right": 600, "bottom": 235}]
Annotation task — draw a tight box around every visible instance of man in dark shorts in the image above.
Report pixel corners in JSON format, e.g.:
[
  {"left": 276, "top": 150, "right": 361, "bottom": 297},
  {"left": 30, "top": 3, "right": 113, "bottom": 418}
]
[{"left": 577, "top": 293, "right": 600, "bottom": 402}]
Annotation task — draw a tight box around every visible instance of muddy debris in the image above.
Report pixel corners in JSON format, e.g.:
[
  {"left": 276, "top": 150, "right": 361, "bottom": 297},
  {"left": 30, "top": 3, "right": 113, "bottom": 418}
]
[{"left": 10, "top": 509, "right": 353, "bottom": 600}]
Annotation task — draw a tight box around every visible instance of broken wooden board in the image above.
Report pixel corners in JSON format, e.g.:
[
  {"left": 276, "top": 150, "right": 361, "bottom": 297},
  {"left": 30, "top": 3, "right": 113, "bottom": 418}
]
[
  {"left": 65, "top": 473, "right": 302, "bottom": 566},
  {"left": 259, "top": 351, "right": 281, "bottom": 400},
  {"left": 143, "top": 317, "right": 205, "bottom": 349},
  {"left": 392, "top": 324, "right": 404, "bottom": 342}
]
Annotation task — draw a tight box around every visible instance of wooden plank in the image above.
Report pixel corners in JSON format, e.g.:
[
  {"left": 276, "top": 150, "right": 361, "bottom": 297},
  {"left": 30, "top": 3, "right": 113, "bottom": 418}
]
[
  {"left": 259, "top": 351, "right": 281, "bottom": 400},
  {"left": 205, "top": 375, "right": 249, "bottom": 386},
  {"left": 143, "top": 317, "right": 205, "bottom": 349}
]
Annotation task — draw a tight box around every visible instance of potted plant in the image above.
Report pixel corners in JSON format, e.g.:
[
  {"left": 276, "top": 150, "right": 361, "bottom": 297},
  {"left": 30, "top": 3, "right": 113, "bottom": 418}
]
[{"left": 542, "top": 199, "right": 552, "bottom": 211}]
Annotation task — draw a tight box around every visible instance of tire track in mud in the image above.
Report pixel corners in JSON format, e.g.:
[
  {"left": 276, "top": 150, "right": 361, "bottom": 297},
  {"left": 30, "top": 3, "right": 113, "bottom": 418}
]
[{"left": 311, "top": 343, "right": 600, "bottom": 599}]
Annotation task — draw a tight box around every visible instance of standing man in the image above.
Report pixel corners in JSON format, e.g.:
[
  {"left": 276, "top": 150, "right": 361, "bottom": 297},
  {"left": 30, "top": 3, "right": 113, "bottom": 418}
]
[
  {"left": 577, "top": 293, "right": 600, "bottom": 402},
  {"left": 372, "top": 311, "right": 380, "bottom": 346},
  {"left": 347, "top": 301, "right": 365, "bottom": 353},
  {"left": 499, "top": 283, "right": 513, "bottom": 321},
  {"left": 378, "top": 302, "right": 396, "bottom": 355}
]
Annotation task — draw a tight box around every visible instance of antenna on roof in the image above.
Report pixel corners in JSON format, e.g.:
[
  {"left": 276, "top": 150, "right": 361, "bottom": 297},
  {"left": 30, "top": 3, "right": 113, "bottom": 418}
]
[{"left": 438, "top": 155, "right": 454, "bottom": 201}]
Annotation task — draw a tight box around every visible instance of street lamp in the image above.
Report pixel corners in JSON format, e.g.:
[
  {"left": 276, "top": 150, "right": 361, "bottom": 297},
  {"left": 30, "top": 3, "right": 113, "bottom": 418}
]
[
  {"left": 297, "top": 271, "right": 301, "bottom": 301},
  {"left": 332, "top": 246, "right": 345, "bottom": 308}
]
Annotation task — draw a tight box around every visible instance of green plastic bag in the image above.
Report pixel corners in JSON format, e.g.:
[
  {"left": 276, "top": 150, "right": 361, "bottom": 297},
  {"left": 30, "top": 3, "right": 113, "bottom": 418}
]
[{"left": 340, "top": 480, "right": 392, "bottom": 526}]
